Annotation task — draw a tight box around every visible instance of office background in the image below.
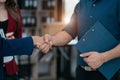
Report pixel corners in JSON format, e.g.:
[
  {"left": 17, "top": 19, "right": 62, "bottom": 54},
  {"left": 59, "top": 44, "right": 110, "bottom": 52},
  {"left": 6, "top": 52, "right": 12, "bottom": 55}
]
[{"left": 16, "top": 0, "right": 79, "bottom": 80}]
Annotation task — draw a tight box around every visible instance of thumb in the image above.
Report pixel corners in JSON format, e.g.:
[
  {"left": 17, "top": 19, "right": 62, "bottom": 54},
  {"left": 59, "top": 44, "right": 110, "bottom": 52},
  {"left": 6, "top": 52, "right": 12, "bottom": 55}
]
[{"left": 80, "top": 52, "right": 92, "bottom": 58}]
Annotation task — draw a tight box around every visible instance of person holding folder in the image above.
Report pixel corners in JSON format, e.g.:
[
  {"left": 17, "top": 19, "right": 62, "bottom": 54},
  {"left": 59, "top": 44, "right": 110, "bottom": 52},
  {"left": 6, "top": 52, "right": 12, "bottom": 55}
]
[
  {"left": 80, "top": 39, "right": 120, "bottom": 72},
  {"left": 40, "top": 0, "right": 120, "bottom": 80}
]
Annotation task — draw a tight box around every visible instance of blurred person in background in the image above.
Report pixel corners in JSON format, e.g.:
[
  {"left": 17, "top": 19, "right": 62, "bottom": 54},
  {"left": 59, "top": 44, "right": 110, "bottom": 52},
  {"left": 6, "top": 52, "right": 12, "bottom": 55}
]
[{"left": 0, "top": 0, "right": 23, "bottom": 79}]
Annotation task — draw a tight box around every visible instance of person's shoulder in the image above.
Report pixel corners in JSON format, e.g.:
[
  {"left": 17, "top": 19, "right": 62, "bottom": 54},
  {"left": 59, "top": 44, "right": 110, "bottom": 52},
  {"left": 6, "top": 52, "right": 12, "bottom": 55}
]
[
  {"left": 75, "top": 0, "right": 84, "bottom": 10},
  {"left": 75, "top": 0, "right": 86, "bottom": 7},
  {"left": 75, "top": 1, "right": 80, "bottom": 8}
]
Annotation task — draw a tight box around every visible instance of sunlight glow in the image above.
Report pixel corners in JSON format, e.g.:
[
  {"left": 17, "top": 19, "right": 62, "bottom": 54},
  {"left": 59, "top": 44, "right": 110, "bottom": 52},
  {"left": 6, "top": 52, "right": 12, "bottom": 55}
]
[{"left": 64, "top": 17, "right": 70, "bottom": 24}]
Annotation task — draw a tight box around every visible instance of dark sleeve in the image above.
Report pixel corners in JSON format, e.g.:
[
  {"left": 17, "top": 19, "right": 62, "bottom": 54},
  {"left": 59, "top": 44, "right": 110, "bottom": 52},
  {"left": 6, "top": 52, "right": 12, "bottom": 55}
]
[
  {"left": 63, "top": 3, "right": 79, "bottom": 39},
  {"left": 0, "top": 36, "right": 34, "bottom": 57}
]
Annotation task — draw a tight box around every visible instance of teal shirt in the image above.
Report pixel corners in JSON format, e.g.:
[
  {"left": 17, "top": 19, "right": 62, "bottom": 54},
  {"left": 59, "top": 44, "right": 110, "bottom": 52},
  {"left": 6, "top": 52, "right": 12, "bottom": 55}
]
[{"left": 64, "top": 0, "right": 120, "bottom": 65}]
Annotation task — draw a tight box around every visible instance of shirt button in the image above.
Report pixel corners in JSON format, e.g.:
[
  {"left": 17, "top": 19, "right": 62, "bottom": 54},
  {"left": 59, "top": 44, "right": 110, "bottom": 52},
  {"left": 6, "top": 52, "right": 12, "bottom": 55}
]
[
  {"left": 82, "top": 39, "right": 86, "bottom": 42},
  {"left": 92, "top": 29, "right": 95, "bottom": 31},
  {"left": 90, "top": 16, "right": 93, "bottom": 18},
  {"left": 93, "top": 4, "right": 96, "bottom": 7}
]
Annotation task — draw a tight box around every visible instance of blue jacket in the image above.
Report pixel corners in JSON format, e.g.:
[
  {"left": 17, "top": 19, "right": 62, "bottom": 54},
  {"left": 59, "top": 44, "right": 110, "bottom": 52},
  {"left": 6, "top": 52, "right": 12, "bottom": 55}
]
[{"left": 0, "top": 36, "right": 34, "bottom": 80}]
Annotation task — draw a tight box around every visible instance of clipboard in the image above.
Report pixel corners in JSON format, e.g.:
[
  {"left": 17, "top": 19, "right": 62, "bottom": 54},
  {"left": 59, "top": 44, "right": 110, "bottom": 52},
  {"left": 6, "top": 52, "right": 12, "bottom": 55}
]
[{"left": 75, "top": 21, "right": 120, "bottom": 80}]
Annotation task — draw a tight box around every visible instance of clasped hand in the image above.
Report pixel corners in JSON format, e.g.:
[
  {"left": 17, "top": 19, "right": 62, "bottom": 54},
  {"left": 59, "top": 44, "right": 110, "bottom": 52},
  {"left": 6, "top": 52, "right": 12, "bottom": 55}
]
[
  {"left": 6, "top": 33, "right": 106, "bottom": 69},
  {"left": 33, "top": 34, "right": 53, "bottom": 53},
  {"left": 5, "top": 32, "right": 52, "bottom": 54}
]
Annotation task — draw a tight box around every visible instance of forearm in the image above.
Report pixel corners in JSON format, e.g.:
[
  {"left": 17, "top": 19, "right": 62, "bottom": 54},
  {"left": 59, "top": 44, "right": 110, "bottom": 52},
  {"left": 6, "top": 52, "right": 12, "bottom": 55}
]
[
  {"left": 52, "top": 31, "right": 72, "bottom": 46},
  {"left": 1, "top": 37, "right": 34, "bottom": 56},
  {"left": 102, "top": 44, "right": 120, "bottom": 62}
]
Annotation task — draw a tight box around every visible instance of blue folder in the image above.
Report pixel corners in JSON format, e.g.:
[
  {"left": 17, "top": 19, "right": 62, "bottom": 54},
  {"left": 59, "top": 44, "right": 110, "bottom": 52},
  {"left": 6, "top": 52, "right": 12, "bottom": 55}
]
[{"left": 75, "top": 21, "right": 120, "bottom": 80}]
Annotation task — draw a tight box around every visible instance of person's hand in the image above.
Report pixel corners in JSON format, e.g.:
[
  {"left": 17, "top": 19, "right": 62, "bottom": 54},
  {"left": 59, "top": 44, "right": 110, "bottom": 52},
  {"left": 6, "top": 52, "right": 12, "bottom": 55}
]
[
  {"left": 32, "top": 36, "right": 44, "bottom": 48},
  {"left": 38, "top": 34, "right": 53, "bottom": 53},
  {"left": 80, "top": 52, "right": 105, "bottom": 70},
  {"left": 6, "top": 32, "right": 15, "bottom": 39}
]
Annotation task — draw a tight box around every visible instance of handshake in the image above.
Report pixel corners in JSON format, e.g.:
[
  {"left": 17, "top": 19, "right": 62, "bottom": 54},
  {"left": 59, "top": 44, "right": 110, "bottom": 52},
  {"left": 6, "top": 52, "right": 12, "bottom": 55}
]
[
  {"left": 6, "top": 32, "right": 53, "bottom": 53},
  {"left": 32, "top": 34, "right": 53, "bottom": 53}
]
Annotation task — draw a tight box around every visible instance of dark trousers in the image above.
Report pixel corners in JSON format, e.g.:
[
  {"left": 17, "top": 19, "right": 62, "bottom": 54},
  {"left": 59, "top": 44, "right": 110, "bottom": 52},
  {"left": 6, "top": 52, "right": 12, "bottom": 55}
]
[{"left": 76, "top": 66, "right": 119, "bottom": 80}]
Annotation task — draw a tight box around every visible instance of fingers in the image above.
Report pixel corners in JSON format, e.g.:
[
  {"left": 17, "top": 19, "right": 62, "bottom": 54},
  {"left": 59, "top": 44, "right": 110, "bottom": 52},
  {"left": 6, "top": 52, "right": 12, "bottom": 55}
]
[
  {"left": 44, "top": 34, "right": 52, "bottom": 44},
  {"left": 6, "top": 32, "right": 15, "bottom": 39},
  {"left": 7, "top": 36, "right": 15, "bottom": 39},
  {"left": 6, "top": 32, "right": 14, "bottom": 37},
  {"left": 36, "top": 42, "right": 52, "bottom": 53},
  {"left": 82, "top": 52, "right": 103, "bottom": 70},
  {"left": 38, "top": 34, "right": 53, "bottom": 53},
  {"left": 80, "top": 52, "right": 92, "bottom": 58},
  {"left": 83, "top": 58, "right": 97, "bottom": 70},
  {"left": 35, "top": 42, "right": 42, "bottom": 48},
  {"left": 33, "top": 35, "right": 53, "bottom": 53},
  {"left": 39, "top": 43, "right": 51, "bottom": 53}
]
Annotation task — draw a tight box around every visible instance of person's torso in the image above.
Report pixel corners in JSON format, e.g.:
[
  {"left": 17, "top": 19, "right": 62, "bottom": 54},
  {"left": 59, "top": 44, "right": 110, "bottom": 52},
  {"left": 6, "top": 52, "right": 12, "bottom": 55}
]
[
  {"left": 76, "top": 0, "right": 120, "bottom": 41},
  {"left": 76, "top": 0, "right": 120, "bottom": 66}
]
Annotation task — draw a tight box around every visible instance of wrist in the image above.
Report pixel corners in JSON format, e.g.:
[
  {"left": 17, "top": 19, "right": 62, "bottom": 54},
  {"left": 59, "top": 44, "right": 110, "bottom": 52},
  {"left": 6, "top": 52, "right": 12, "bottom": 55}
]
[
  {"left": 101, "top": 51, "right": 111, "bottom": 63},
  {"left": 32, "top": 36, "right": 44, "bottom": 46}
]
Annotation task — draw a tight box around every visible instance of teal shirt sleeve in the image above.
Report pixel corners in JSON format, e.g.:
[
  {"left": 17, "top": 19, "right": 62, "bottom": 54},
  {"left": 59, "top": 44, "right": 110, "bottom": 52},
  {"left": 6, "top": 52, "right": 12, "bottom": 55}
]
[
  {"left": 0, "top": 36, "right": 34, "bottom": 56},
  {"left": 62, "top": 3, "right": 79, "bottom": 39}
]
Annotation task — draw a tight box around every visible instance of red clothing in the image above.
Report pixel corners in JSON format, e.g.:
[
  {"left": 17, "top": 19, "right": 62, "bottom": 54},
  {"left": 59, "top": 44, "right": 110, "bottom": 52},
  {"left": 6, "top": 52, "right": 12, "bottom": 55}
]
[
  {"left": 4, "top": 9, "right": 23, "bottom": 75},
  {"left": 7, "top": 9, "right": 22, "bottom": 38}
]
